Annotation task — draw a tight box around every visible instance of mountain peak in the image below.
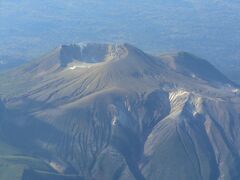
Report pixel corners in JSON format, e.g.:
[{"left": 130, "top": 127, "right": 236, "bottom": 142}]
[
  {"left": 59, "top": 42, "right": 134, "bottom": 67},
  {"left": 19, "top": 42, "right": 149, "bottom": 76},
  {"left": 160, "top": 51, "right": 234, "bottom": 85},
  {"left": 14, "top": 43, "right": 235, "bottom": 94}
]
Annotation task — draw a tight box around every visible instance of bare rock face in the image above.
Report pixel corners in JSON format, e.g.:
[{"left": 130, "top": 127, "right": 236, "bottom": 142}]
[
  {"left": 0, "top": 43, "right": 239, "bottom": 180},
  {"left": 59, "top": 43, "right": 129, "bottom": 65}
]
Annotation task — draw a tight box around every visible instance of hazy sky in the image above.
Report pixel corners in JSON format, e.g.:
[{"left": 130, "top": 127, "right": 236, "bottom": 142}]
[{"left": 1, "top": 0, "right": 240, "bottom": 68}]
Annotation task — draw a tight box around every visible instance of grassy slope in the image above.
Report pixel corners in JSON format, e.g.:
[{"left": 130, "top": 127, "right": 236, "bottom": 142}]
[
  {"left": 0, "top": 140, "right": 84, "bottom": 180},
  {"left": 0, "top": 140, "right": 51, "bottom": 180}
]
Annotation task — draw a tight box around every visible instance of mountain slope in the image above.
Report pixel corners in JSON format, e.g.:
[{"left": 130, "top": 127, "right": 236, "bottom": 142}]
[
  {"left": 2, "top": 0, "right": 240, "bottom": 85},
  {"left": 0, "top": 43, "right": 239, "bottom": 180},
  {"left": 160, "top": 52, "right": 234, "bottom": 85}
]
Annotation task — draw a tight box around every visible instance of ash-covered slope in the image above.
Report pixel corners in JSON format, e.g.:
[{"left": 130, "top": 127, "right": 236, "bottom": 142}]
[
  {"left": 160, "top": 52, "right": 234, "bottom": 85},
  {"left": 20, "top": 43, "right": 129, "bottom": 74},
  {"left": 0, "top": 43, "right": 240, "bottom": 180}
]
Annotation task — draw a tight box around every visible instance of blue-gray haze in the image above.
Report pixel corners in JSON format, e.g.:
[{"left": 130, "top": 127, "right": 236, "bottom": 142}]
[{"left": 0, "top": 0, "right": 240, "bottom": 81}]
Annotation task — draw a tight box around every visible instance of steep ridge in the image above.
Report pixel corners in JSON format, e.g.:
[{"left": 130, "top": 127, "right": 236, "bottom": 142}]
[
  {"left": 0, "top": 43, "right": 239, "bottom": 180},
  {"left": 142, "top": 90, "right": 240, "bottom": 180},
  {"left": 19, "top": 43, "right": 129, "bottom": 75},
  {"left": 160, "top": 52, "right": 234, "bottom": 85}
]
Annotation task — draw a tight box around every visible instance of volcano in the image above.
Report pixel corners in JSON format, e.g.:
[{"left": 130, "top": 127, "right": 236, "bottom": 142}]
[{"left": 0, "top": 43, "right": 239, "bottom": 180}]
